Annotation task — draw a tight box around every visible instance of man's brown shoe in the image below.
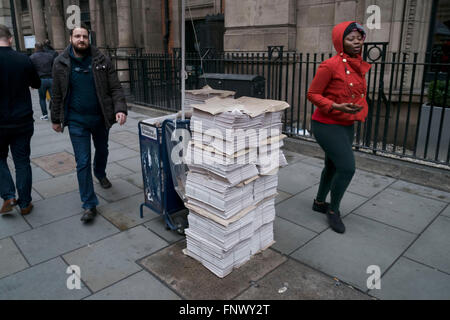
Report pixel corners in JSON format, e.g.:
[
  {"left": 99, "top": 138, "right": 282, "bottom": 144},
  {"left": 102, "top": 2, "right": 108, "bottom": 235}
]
[
  {"left": 1, "top": 199, "right": 17, "bottom": 214},
  {"left": 20, "top": 203, "right": 33, "bottom": 216}
]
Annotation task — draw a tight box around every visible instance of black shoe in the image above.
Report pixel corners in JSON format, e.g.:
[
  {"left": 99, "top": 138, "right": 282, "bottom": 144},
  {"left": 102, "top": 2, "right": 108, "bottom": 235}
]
[
  {"left": 98, "top": 177, "right": 112, "bottom": 189},
  {"left": 327, "top": 209, "right": 346, "bottom": 234},
  {"left": 312, "top": 199, "right": 329, "bottom": 214},
  {"left": 81, "top": 208, "right": 97, "bottom": 223}
]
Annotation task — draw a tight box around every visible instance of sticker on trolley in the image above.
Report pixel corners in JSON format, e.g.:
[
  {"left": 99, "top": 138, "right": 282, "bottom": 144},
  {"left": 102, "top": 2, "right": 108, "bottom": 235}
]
[{"left": 141, "top": 124, "right": 158, "bottom": 140}]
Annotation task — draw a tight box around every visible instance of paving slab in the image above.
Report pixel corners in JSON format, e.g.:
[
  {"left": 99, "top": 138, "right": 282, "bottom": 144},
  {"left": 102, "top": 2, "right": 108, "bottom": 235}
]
[
  {"left": 272, "top": 217, "right": 317, "bottom": 255},
  {"left": 354, "top": 188, "right": 446, "bottom": 234},
  {"left": 442, "top": 205, "right": 450, "bottom": 218},
  {"left": 347, "top": 171, "right": 395, "bottom": 198},
  {"left": 117, "top": 156, "right": 141, "bottom": 173},
  {"left": 123, "top": 172, "right": 144, "bottom": 189},
  {"left": 0, "top": 214, "right": 31, "bottom": 240},
  {"left": 275, "top": 190, "right": 292, "bottom": 205},
  {"left": 100, "top": 140, "right": 124, "bottom": 151},
  {"left": 94, "top": 178, "right": 142, "bottom": 202},
  {"left": 277, "top": 161, "right": 322, "bottom": 194},
  {"left": 63, "top": 141, "right": 125, "bottom": 157},
  {"left": 33, "top": 172, "right": 79, "bottom": 199},
  {"left": 127, "top": 144, "right": 141, "bottom": 152},
  {"left": 0, "top": 238, "right": 29, "bottom": 279},
  {"left": 369, "top": 257, "right": 450, "bottom": 300},
  {"left": 32, "top": 152, "right": 77, "bottom": 177},
  {"left": 405, "top": 216, "right": 450, "bottom": 274},
  {"left": 31, "top": 167, "right": 53, "bottom": 183},
  {"left": 0, "top": 257, "right": 90, "bottom": 300},
  {"left": 290, "top": 214, "right": 416, "bottom": 291},
  {"left": 30, "top": 141, "right": 69, "bottom": 159},
  {"left": 144, "top": 217, "right": 185, "bottom": 244},
  {"left": 31, "top": 132, "right": 70, "bottom": 148},
  {"left": 63, "top": 226, "right": 168, "bottom": 292},
  {"left": 10, "top": 166, "right": 53, "bottom": 184},
  {"left": 102, "top": 162, "right": 134, "bottom": 180},
  {"left": 98, "top": 194, "right": 158, "bottom": 231},
  {"left": 13, "top": 214, "right": 119, "bottom": 265},
  {"left": 107, "top": 147, "right": 140, "bottom": 164},
  {"left": 390, "top": 180, "right": 450, "bottom": 203},
  {"left": 282, "top": 150, "right": 307, "bottom": 165},
  {"left": 300, "top": 156, "right": 325, "bottom": 168},
  {"left": 7, "top": 157, "right": 15, "bottom": 170},
  {"left": 85, "top": 270, "right": 180, "bottom": 300},
  {"left": 139, "top": 241, "right": 287, "bottom": 300},
  {"left": 110, "top": 131, "right": 140, "bottom": 147},
  {"left": 23, "top": 191, "right": 106, "bottom": 228},
  {"left": 276, "top": 186, "right": 368, "bottom": 233},
  {"left": 31, "top": 189, "right": 43, "bottom": 202},
  {"left": 236, "top": 259, "right": 372, "bottom": 300},
  {"left": 128, "top": 110, "right": 151, "bottom": 119}
]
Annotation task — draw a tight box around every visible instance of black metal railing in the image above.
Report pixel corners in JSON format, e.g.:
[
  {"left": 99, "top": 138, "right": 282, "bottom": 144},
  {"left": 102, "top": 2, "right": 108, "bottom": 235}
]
[{"left": 110, "top": 46, "right": 450, "bottom": 167}]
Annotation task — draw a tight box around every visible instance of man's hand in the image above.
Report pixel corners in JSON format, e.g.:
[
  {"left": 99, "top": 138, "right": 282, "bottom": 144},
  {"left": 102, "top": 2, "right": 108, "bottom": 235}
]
[
  {"left": 52, "top": 123, "right": 62, "bottom": 133},
  {"left": 116, "top": 112, "right": 127, "bottom": 126},
  {"left": 332, "top": 103, "right": 363, "bottom": 114}
]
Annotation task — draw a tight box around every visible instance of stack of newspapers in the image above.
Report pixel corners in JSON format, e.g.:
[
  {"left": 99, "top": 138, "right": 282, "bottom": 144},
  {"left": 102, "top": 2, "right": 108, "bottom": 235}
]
[{"left": 183, "top": 96, "right": 289, "bottom": 278}]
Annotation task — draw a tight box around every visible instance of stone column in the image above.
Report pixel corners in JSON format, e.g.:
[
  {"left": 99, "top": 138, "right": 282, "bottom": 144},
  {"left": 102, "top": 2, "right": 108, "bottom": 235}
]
[
  {"left": 116, "top": 0, "right": 134, "bottom": 49},
  {"left": 48, "top": 0, "right": 66, "bottom": 51},
  {"left": 171, "top": 0, "right": 181, "bottom": 50},
  {"left": 13, "top": 0, "right": 25, "bottom": 50},
  {"left": 115, "top": 0, "right": 135, "bottom": 94},
  {"left": 89, "top": 0, "right": 106, "bottom": 49},
  {"left": 30, "top": 0, "right": 46, "bottom": 43}
]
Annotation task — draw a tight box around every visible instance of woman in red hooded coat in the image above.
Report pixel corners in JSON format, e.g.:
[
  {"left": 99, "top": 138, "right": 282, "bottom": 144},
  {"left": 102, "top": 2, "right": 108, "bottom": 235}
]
[{"left": 307, "top": 21, "right": 371, "bottom": 234}]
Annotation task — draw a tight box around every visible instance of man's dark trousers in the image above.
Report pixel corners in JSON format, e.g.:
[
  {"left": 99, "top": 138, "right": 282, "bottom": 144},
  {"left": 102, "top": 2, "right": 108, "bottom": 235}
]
[
  {"left": 68, "top": 122, "right": 109, "bottom": 210},
  {"left": 38, "top": 78, "right": 52, "bottom": 117},
  {"left": 0, "top": 124, "right": 34, "bottom": 209}
]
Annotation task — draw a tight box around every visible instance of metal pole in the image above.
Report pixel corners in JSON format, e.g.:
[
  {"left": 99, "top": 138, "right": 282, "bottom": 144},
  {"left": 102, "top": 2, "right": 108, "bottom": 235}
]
[
  {"left": 181, "top": 0, "right": 186, "bottom": 120},
  {"left": 9, "top": 0, "right": 21, "bottom": 51}
]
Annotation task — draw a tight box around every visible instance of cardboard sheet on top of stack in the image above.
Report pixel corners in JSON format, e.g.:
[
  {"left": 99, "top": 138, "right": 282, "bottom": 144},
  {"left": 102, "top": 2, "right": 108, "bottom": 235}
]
[
  {"left": 183, "top": 85, "right": 236, "bottom": 115},
  {"left": 183, "top": 96, "right": 290, "bottom": 278}
]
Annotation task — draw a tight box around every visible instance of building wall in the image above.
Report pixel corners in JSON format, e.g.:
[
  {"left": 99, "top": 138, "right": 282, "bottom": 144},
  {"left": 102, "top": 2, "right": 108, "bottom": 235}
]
[
  {"left": 223, "top": 0, "right": 434, "bottom": 56},
  {"left": 224, "top": 0, "right": 296, "bottom": 51},
  {"left": 0, "top": 0, "right": 438, "bottom": 56}
]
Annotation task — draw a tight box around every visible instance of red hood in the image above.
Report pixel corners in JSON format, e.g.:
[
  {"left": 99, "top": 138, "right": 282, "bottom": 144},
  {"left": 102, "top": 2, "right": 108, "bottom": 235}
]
[
  {"left": 332, "top": 21, "right": 371, "bottom": 75},
  {"left": 333, "top": 21, "right": 356, "bottom": 55}
]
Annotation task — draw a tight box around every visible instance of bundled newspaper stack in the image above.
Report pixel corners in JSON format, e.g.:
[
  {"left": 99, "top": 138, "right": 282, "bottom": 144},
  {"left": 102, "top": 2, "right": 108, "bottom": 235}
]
[{"left": 183, "top": 96, "right": 289, "bottom": 278}]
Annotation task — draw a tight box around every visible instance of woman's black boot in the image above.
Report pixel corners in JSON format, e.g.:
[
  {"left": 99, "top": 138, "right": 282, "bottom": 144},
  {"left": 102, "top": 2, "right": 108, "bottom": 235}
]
[{"left": 327, "top": 209, "right": 346, "bottom": 234}]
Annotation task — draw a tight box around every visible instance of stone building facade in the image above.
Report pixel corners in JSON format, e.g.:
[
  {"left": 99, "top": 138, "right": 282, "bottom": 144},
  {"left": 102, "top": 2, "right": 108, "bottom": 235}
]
[{"left": 1, "top": 0, "right": 447, "bottom": 59}]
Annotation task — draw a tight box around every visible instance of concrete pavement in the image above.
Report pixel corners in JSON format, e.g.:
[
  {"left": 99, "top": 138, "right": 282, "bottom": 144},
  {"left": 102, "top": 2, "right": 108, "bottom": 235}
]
[{"left": 0, "top": 90, "right": 449, "bottom": 300}]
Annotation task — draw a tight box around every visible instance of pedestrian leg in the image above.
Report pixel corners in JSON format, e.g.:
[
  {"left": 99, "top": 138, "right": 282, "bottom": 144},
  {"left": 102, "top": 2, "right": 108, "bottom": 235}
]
[
  {"left": 69, "top": 124, "right": 99, "bottom": 210},
  {"left": 0, "top": 129, "right": 16, "bottom": 202},
  {"left": 9, "top": 125, "right": 34, "bottom": 209}
]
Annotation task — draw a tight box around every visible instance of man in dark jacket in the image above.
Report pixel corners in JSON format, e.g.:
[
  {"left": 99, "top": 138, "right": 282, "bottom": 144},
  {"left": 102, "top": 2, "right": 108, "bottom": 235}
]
[
  {"left": 30, "top": 42, "right": 56, "bottom": 120},
  {"left": 51, "top": 25, "right": 127, "bottom": 223},
  {"left": 43, "top": 39, "right": 59, "bottom": 60},
  {"left": 0, "top": 24, "right": 41, "bottom": 215}
]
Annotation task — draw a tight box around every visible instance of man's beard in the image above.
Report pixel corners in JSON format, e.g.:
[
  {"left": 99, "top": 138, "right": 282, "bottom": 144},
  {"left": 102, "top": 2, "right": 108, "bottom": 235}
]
[{"left": 72, "top": 42, "right": 90, "bottom": 55}]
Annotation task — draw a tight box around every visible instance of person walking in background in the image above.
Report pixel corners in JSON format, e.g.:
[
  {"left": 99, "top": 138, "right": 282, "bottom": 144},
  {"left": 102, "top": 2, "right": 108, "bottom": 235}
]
[
  {"left": 0, "top": 24, "right": 41, "bottom": 216},
  {"left": 43, "top": 39, "right": 59, "bottom": 60},
  {"left": 307, "top": 21, "right": 371, "bottom": 234},
  {"left": 30, "top": 42, "right": 56, "bottom": 121},
  {"left": 51, "top": 24, "right": 128, "bottom": 223}
]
